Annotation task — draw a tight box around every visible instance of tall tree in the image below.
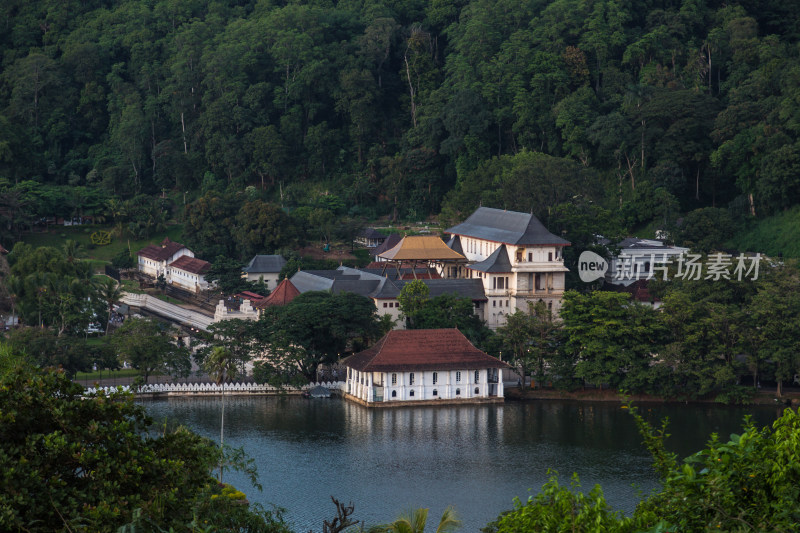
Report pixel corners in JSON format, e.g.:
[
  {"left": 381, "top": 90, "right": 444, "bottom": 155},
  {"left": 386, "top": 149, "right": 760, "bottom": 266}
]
[
  {"left": 497, "top": 300, "right": 561, "bottom": 388},
  {"left": 93, "top": 277, "right": 122, "bottom": 336},
  {"left": 203, "top": 345, "right": 238, "bottom": 482},
  {"left": 111, "top": 317, "right": 190, "bottom": 384}
]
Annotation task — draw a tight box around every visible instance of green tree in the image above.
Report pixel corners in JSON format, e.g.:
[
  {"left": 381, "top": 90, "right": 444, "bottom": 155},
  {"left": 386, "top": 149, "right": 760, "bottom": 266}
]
[
  {"left": 92, "top": 276, "right": 122, "bottom": 336},
  {"left": 203, "top": 345, "right": 238, "bottom": 482},
  {"left": 255, "top": 291, "right": 381, "bottom": 382},
  {"left": 484, "top": 474, "right": 636, "bottom": 533},
  {"left": 497, "top": 301, "right": 561, "bottom": 389},
  {"left": 0, "top": 362, "right": 291, "bottom": 532},
  {"left": 205, "top": 256, "right": 251, "bottom": 295},
  {"left": 183, "top": 192, "right": 238, "bottom": 259},
  {"left": 747, "top": 263, "right": 800, "bottom": 397},
  {"left": 235, "top": 200, "right": 299, "bottom": 258},
  {"left": 4, "top": 327, "right": 92, "bottom": 377},
  {"left": 111, "top": 317, "right": 190, "bottom": 384},
  {"left": 677, "top": 207, "right": 737, "bottom": 253},
  {"left": 397, "top": 279, "right": 430, "bottom": 328},
  {"left": 486, "top": 404, "right": 800, "bottom": 533},
  {"left": 561, "top": 290, "right": 666, "bottom": 393},
  {"left": 373, "top": 507, "right": 461, "bottom": 533}
]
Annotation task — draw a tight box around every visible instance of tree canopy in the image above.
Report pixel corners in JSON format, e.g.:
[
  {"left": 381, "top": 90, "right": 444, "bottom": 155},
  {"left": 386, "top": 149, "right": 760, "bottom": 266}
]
[
  {"left": 0, "top": 361, "right": 292, "bottom": 532},
  {"left": 1, "top": 0, "right": 800, "bottom": 242}
]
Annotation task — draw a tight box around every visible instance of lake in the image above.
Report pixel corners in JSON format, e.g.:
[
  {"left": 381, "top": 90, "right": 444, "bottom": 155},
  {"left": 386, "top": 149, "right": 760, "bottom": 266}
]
[{"left": 143, "top": 396, "right": 784, "bottom": 532}]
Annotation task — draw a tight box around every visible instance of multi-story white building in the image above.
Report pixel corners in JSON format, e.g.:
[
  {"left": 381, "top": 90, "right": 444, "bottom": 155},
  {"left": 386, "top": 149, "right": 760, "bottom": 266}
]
[
  {"left": 445, "top": 207, "right": 570, "bottom": 328},
  {"left": 137, "top": 238, "right": 193, "bottom": 278},
  {"left": 167, "top": 255, "right": 211, "bottom": 293}
]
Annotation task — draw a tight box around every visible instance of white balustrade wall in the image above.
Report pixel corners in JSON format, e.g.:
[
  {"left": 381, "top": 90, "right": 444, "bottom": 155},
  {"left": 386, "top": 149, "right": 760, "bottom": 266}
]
[{"left": 84, "top": 381, "right": 344, "bottom": 396}]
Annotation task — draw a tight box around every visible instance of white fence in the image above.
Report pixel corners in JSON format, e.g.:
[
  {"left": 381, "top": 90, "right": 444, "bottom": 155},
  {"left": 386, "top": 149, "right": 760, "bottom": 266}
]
[{"left": 85, "top": 381, "right": 345, "bottom": 396}]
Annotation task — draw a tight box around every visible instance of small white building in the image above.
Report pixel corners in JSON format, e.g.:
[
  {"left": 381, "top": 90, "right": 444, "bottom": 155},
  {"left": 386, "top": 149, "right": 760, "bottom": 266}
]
[
  {"left": 343, "top": 328, "right": 506, "bottom": 406},
  {"left": 355, "top": 228, "right": 388, "bottom": 248},
  {"left": 606, "top": 238, "right": 689, "bottom": 287},
  {"left": 242, "top": 255, "right": 287, "bottom": 288},
  {"left": 137, "top": 238, "right": 193, "bottom": 278},
  {"left": 167, "top": 255, "right": 211, "bottom": 293}
]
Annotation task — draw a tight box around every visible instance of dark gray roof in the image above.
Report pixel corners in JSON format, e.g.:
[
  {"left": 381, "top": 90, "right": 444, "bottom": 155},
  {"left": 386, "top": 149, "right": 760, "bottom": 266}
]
[
  {"left": 360, "top": 267, "right": 434, "bottom": 281},
  {"left": 371, "top": 277, "right": 402, "bottom": 299},
  {"left": 289, "top": 268, "right": 485, "bottom": 301},
  {"left": 447, "top": 235, "right": 464, "bottom": 255},
  {"left": 370, "top": 234, "right": 402, "bottom": 257},
  {"left": 446, "top": 207, "right": 570, "bottom": 246},
  {"left": 330, "top": 279, "right": 381, "bottom": 297},
  {"left": 468, "top": 244, "right": 513, "bottom": 273},
  {"left": 243, "top": 254, "right": 287, "bottom": 274},
  {"left": 289, "top": 271, "right": 336, "bottom": 292},
  {"left": 396, "top": 279, "right": 487, "bottom": 301}
]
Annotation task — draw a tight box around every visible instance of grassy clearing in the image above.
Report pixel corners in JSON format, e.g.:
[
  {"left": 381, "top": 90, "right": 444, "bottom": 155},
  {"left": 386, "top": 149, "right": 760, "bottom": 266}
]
[
  {"left": 728, "top": 206, "right": 800, "bottom": 258},
  {"left": 75, "top": 368, "right": 140, "bottom": 380},
  {"left": 120, "top": 279, "right": 143, "bottom": 294},
  {"left": 20, "top": 224, "right": 185, "bottom": 264}
]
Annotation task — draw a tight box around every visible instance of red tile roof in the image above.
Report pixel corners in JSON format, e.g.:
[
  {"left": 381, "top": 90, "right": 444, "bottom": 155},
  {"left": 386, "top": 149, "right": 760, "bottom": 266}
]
[
  {"left": 137, "top": 238, "right": 187, "bottom": 262},
  {"left": 236, "top": 291, "right": 266, "bottom": 301},
  {"left": 169, "top": 255, "right": 210, "bottom": 275},
  {"left": 254, "top": 278, "right": 300, "bottom": 309},
  {"left": 345, "top": 329, "right": 507, "bottom": 372}
]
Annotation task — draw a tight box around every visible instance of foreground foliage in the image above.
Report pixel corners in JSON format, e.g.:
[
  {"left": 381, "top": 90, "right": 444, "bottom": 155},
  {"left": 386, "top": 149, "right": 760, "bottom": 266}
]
[
  {"left": 0, "top": 363, "right": 291, "bottom": 532},
  {"left": 485, "top": 405, "right": 800, "bottom": 532}
]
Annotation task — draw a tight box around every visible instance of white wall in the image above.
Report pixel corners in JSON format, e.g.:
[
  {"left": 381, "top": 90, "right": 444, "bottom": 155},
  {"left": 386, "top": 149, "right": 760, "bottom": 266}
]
[
  {"left": 168, "top": 267, "right": 208, "bottom": 293},
  {"left": 346, "top": 368, "right": 501, "bottom": 402}
]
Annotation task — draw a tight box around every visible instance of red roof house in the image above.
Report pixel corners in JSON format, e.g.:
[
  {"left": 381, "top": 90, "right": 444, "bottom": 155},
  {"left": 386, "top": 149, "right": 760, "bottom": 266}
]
[
  {"left": 344, "top": 329, "right": 507, "bottom": 405},
  {"left": 137, "top": 238, "right": 192, "bottom": 278},
  {"left": 167, "top": 255, "right": 211, "bottom": 293}
]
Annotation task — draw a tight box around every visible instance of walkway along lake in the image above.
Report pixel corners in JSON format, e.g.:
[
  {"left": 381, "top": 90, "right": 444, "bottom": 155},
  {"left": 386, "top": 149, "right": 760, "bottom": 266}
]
[{"left": 143, "top": 397, "right": 785, "bottom": 532}]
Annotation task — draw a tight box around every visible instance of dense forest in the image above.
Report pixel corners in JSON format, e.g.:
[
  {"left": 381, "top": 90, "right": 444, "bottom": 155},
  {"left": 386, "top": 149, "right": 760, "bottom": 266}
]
[{"left": 1, "top": 0, "right": 799, "bottom": 253}]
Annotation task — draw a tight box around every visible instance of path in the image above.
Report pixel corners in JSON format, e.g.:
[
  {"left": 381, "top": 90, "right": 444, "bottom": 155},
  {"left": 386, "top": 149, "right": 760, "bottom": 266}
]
[{"left": 120, "top": 292, "right": 214, "bottom": 331}]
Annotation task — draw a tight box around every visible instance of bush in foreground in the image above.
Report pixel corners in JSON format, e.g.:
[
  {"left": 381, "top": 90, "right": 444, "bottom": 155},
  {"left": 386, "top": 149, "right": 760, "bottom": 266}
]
[
  {"left": 485, "top": 404, "right": 800, "bottom": 532},
  {"left": 0, "top": 362, "right": 290, "bottom": 533}
]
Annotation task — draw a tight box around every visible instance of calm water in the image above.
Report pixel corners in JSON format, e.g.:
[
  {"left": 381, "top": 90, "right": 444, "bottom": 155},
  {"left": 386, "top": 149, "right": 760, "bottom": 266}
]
[{"left": 143, "top": 397, "right": 784, "bottom": 532}]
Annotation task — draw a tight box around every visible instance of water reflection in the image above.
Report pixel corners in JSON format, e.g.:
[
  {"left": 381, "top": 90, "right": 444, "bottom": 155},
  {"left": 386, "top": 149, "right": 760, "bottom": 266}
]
[{"left": 144, "top": 397, "right": 782, "bottom": 532}]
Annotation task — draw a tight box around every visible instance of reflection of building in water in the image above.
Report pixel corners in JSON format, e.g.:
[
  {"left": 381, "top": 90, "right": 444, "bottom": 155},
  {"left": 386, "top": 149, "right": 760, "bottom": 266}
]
[
  {"left": 343, "top": 329, "right": 507, "bottom": 406},
  {"left": 341, "top": 400, "right": 503, "bottom": 458}
]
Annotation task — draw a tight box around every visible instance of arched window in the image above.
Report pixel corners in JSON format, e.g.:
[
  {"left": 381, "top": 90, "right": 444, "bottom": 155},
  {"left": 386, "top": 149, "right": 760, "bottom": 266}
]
[
  {"left": 391, "top": 390, "right": 397, "bottom": 398},
  {"left": 409, "top": 390, "right": 414, "bottom": 397},
  {"left": 433, "top": 389, "right": 438, "bottom": 396},
  {"left": 456, "top": 388, "right": 461, "bottom": 395},
  {"left": 474, "top": 387, "right": 480, "bottom": 395}
]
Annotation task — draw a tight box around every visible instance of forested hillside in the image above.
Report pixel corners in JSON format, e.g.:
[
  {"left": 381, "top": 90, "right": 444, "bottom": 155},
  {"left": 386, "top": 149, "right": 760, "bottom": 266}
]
[{"left": 1, "top": 0, "right": 799, "bottom": 245}]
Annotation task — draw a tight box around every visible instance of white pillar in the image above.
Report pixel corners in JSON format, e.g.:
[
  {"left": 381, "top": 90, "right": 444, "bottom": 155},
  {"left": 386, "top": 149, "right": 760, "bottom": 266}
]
[{"left": 498, "top": 370, "right": 504, "bottom": 398}]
